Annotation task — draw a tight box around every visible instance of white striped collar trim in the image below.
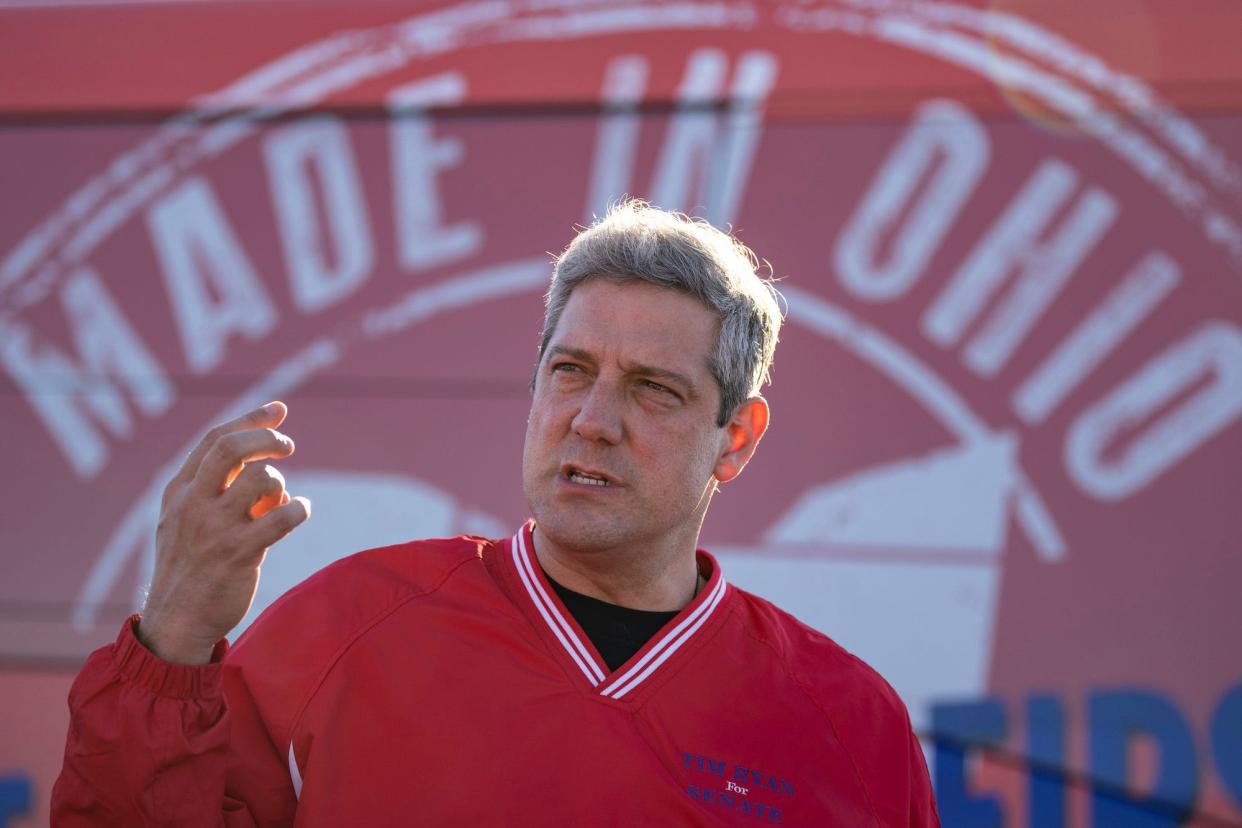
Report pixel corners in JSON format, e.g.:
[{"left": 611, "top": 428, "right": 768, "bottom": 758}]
[
  {"left": 288, "top": 742, "right": 303, "bottom": 798},
  {"left": 512, "top": 526, "right": 607, "bottom": 686},
  {"left": 599, "top": 573, "right": 726, "bottom": 699},
  {"left": 510, "top": 522, "right": 729, "bottom": 699}
]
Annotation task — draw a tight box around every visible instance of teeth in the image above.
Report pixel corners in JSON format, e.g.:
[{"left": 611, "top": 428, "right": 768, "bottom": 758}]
[{"left": 570, "top": 472, "right": 609, "bottom": 487}]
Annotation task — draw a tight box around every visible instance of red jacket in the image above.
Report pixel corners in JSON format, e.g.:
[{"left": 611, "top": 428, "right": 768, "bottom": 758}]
[{"left": 53, "top": 523, "right": 939, "bottom": 826}]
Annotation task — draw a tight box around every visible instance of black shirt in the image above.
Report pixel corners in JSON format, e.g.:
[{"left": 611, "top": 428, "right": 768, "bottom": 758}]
[{"left": 544, "top": 570, "right": 680, "bottom": 672}]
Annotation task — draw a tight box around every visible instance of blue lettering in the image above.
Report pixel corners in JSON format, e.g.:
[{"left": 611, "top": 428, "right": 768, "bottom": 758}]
[
  {"left": 1089, "top": 689, "right": 1197, "bottom": 827},
  {"left": 931, "top": 698, "right": 1005, "bottom": 827},
  {"left": 0, "top": 776, "right": 31, "bottom": 828},
  {"left": 770, "top": 806, "right": 784, "bottom": 824},
  {"left": 686, "top": 784, "right": 705, "bottom": 801},
  {"left": 706, "top": 758, "right": 726, "bottom": 777},
  {"left": 729, "top": 763, "right": 795, "bottom": 797},
  {"left": 681, "top": 751, "right": 696, "bottom": 770},
  {"left": 931, "top": 689, "right": 1242, "bottom": 825},
  {"left": 1210, "top": 683, "right": 1242, "bottom": 809},
  {"left": 1028, "top": 694, "right": 1066, "bottom": 828}
]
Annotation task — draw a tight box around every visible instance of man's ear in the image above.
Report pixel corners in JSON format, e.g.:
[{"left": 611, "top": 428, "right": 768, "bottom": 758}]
[{"left": 713, "top": 396, "right": 770, "bottom": 484}]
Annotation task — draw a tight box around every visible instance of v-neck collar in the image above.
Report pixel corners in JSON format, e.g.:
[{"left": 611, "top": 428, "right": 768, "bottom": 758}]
[{"left": 505, "top": 520, "right": 730, "bottom": 700}]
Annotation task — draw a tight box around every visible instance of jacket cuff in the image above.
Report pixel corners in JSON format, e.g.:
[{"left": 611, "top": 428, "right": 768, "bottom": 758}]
[{"left": 111, "top": 614, "right": 230, "bottom": 700}]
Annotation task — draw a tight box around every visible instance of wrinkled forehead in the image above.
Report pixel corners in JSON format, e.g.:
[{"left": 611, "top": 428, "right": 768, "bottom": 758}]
[
  {"left": 553, "top": 271, "right": 720, "bottom": 320},
  {"left": 549, "top": 279, "right": 720, "bottom": 373}
]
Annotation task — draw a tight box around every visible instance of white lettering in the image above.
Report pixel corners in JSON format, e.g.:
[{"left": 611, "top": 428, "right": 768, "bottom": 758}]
[
  {"left": 923, "top": 159, "right": 1117, "bottom": 376},
  {"left": 1066, "top": 322, "right": 1242, "bottom": 500},
  {"left": 1014, "top": 251, "right": 1180, "bottom": 424},
  {"left": 836, "top": 99, "right": 989, "bottom": 301},
  {"left": 0, "top": 267, "right": 173, "bottom": 477},
  {"left": 650, "top": 49, "right": 727, "bottom": 213},
  {"left": 700, "top": 50, "right": 778, "bottom": 228},
  {"left": 585, "top": 55, "right": 649, "bottom": 221},
  {"left": 388, "top": 73, "right": 481, "bottom": 271},
  {"left": 641, "top": 49, "right": 777, "bottom": 227},
  {"left": 146, "top": 176, "right": 276, "bottom": 373},
  {"left": 264, "top": 116, "right": 375, "bottom": 313}
]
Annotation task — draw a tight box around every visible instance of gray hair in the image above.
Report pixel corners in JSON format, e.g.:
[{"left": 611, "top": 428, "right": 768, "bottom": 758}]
[{"left": 538, "top": 200, "right": 783, "bottom": 426}]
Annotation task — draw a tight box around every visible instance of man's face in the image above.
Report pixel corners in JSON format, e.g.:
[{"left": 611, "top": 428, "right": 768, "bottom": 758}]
[{"left": 522, "top": 278, "right": 733, "bottom": 555}]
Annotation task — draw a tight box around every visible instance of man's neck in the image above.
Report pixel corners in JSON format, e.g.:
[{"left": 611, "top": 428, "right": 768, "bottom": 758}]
[{"left": 531, "top": 525, "right": 703, "bottom": 612}]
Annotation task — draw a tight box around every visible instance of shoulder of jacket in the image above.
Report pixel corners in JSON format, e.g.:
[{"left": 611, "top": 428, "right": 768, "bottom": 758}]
[
  {"left": 221, "top": 535, "right": 497, "bottom": 747},
  {"left": 727, "top": 588, "right": 932, "bottom": 822},
  {"left": 308, "top": 533, "right": 491, "bottom": 597},
  {"left": 225, "top": 536, "right": 488, "bottom": 683},
  {"left": 728, "top": 586, "right": 910, "bottom": 729},
  {"left": 235, "top": 534, "right": 491, "bottom": 652}
]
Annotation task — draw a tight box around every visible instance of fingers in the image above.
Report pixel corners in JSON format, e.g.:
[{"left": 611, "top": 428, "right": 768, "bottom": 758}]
[
  {"left": 193, "top": 427, "right": 295, "bottom": 498},
  {"left": 144, "top": 403, "right": 309, "bottom": 660},
  {"left": 172, "top": 402, "right": 288, "bottom": 491},
  {"left": 248, "top": 496, "right": 312, "bottom": 549},
  {"left": 223, "top": 462, "right": 287, "bottom": 519}
]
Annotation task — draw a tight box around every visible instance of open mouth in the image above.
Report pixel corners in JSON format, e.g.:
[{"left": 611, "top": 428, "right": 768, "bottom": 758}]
[{"left": 566, "top": 466, "right": 613, "bottom": 487}]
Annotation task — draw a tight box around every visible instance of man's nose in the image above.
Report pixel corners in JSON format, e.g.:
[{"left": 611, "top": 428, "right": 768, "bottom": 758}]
[{"left": 571, "top": 381, "right": 624, "bottom": 445}]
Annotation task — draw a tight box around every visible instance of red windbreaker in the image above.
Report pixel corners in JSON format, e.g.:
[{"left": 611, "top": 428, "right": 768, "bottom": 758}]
[{"left": 53, "top": 523, "right": 939, "bottom": 826}]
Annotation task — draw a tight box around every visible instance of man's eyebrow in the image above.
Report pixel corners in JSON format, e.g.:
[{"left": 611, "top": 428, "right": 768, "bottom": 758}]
[
  {"left": 546, "top": 345, "right": 596, "bottom": 364},
  {"left": 546, "top": 345, "right": 698, "bottom": 394}
]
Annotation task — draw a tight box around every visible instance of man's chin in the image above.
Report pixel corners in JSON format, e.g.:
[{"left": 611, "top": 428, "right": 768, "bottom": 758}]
[{"left": 532, "top": 509, "right": 631, "bottom": 555}]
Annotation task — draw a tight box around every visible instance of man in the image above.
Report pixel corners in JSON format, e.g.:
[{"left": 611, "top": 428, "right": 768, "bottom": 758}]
[{"left": 53, "top": 202, "right": 938, "bottom": 825}]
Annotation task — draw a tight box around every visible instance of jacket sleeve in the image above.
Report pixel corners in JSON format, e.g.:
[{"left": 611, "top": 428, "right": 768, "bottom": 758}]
[
  {"left": 863, "top": 697, "right": 940, "bottom": 827},
  {"left": 51, "top": 615, "right": 297, "bottom": 827},
  {"left": 906, "top": 725, "right": 941, "bottom": 828}
]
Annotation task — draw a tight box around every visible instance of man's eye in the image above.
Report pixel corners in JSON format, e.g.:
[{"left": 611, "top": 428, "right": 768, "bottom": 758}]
[
  {"left": 551, "top": 363, "right": 580, "bottom": 374},
  {"left": 642, "top": 380, "right": 675, "bottom": 396}
]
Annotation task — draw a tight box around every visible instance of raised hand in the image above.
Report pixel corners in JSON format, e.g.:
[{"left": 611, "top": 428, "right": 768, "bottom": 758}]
[{"left": 137, "top": 402, "right": 311, "bottom": 664}]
